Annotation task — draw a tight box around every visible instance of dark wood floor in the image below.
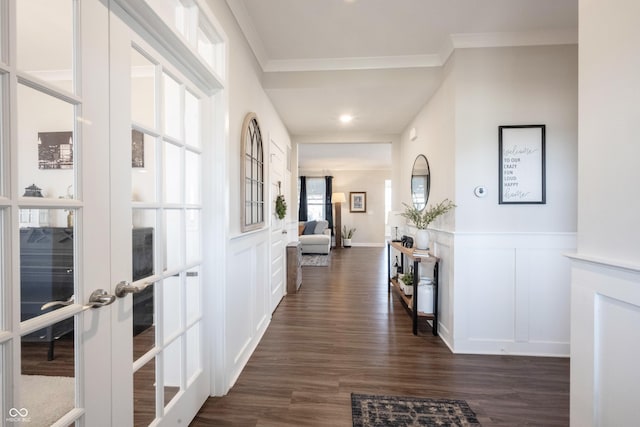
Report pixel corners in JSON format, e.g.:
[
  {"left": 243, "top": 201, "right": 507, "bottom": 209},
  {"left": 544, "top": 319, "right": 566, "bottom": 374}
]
[{"left": 191, "top": 247, "right": 570, "bottom": 426}]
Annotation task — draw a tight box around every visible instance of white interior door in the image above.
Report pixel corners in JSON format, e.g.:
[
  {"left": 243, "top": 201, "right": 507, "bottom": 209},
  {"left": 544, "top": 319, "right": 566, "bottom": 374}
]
[
  {"left": 5, "top": 1, "right": 119, "bottom": 425},
  {"left": 109, "top": 4, "right": 212, "bottom": 426},
  {"left": 2, "top": 1, "right": 215, "bottom": 426},
  {"left": 270, "top": 139, "right": 286, "bottom": 311}
]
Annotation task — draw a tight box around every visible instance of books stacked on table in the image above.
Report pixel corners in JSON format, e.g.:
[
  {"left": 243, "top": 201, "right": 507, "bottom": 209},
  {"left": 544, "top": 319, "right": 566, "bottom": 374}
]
[{"left": 412, "top": 248, "right": 430, "bottom": 257}]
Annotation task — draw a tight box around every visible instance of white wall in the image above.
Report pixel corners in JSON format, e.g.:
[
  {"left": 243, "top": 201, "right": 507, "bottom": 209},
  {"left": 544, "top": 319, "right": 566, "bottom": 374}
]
[
  {"left": 396, "top": 45, "right": 578, "bottom": 356},
  {"left": 570, "top": 0, "right": 640, "bottom": 425},
  {"left": 204, "top": 0, "right": 292, "bottom": 393},
  {"left": 299, "top": 168, "right": 391, "bottom": 246},
  {"left": 397, "top": 58, "right": 457, "bottom": 341},
  {"left": 455, "top": 46, "right": 578, "bottom": 233},
  {"left": 399, "top": 54, "right": 456, "bottom": 221}
]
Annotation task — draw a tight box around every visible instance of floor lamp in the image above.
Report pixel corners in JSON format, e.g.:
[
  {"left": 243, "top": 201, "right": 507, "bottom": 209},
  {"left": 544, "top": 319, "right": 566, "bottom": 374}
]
[{"left": 332, "top": 192, "right": 346, "bottom": 248}]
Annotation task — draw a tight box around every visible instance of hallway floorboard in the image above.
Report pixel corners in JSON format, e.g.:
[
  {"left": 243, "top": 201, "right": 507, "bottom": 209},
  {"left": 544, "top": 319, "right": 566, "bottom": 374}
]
[{"left": 191, "top": 247, "right": 569, "bottom": 426}]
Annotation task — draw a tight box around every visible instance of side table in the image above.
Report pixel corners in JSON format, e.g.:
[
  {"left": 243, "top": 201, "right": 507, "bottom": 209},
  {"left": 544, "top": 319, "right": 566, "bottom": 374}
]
[{"left": 287, "top": 241, "right": 302, "bottom": 293}]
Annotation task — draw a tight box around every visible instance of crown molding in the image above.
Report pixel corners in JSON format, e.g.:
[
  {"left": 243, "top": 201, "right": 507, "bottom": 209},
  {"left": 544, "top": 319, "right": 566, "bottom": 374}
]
[
  {"left": 225, "top": 0, "right": 269, "bottom": 69},
  {"left": 263, "top": 54, "right": 441, "bottom": 73},
  {"left": 293, "top": 133, "right": 398, "bottom": 144},
  {"left": 450, "top": 29, "right": 578, "bottom": 50},
  {"left": 226, "top": 0, "right": 578, "bottom": 73}
]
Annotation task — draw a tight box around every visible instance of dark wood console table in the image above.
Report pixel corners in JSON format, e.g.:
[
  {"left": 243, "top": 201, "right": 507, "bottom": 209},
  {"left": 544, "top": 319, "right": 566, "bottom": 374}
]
[{"left": 387, "top": 241, "right": 440, "bottom": 336}]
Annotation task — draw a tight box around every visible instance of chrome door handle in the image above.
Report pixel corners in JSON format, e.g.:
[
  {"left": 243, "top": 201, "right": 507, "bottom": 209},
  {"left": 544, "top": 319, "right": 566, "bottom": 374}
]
[
  {"left": 115, "top": 281, "right": 143, "bottom": 298},
  {"left": 86, "top": 289, "right": 116, "bottom": 308},
  {"left": 41, "top": 295, "right": 75, "bottom": 311}
]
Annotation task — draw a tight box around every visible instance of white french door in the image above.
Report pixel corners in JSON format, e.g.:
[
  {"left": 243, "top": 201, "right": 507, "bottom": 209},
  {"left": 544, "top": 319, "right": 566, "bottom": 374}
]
[
  {"left": 2, "top": 1, "right": 118, "bottom": 425},
  {"left": 110, "top": 5, "right": 212, "bottom": 425},
  {"left": 1, "top": 0, "right": 218, "bottom": 425}
]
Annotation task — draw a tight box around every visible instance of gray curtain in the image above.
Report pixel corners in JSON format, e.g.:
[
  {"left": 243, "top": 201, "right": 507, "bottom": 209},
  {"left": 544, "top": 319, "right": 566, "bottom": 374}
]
[
  {"left": 298, "top": 176, "right": 308, "bottom": 221},
  {"left": 324, "top": 176, "right": 333, "bottom": 234}
]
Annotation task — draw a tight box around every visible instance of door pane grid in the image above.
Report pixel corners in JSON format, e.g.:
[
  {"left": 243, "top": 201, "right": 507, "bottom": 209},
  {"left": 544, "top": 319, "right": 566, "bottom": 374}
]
[
  {"left": 131, "top": 43, "right": 204, "bottom": 421},
  {"left": 14, "top": 2, "right": 82, "bottom": 423}
]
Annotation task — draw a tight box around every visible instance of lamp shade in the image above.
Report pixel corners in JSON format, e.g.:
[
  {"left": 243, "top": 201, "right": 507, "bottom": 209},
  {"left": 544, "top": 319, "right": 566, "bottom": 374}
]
[
  {"left": 332, "top": 192, "right": 346, "bottom": 204},
  {"left": 387, "top": 211, "right": 404, "bottom": 228},
  {"left": 388, "top": 210, "right": 405, "bottom": 241}
]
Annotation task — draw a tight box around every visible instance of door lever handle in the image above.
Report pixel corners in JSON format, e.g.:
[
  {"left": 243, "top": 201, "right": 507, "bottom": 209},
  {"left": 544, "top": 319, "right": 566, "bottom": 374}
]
[
  {"left": 41, "top": 295, "right": 75, "bottom": 311},
  {"left": 115, "top": 281, "right": 147, "bottom": 298},
  {"left": 85, "top": 289, "right": 116, "bottom": 308}
]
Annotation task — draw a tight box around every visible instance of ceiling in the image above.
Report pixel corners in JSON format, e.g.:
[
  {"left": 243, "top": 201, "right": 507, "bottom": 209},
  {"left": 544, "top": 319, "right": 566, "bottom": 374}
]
[{"left": 226, "top": 0, "right": 578, "bottom": 169}]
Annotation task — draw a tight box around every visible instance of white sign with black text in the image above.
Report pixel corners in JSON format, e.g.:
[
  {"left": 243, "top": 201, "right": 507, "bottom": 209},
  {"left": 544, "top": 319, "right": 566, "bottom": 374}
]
[{"left": 499, "top": 125, "right": 546, "bottom": 204}]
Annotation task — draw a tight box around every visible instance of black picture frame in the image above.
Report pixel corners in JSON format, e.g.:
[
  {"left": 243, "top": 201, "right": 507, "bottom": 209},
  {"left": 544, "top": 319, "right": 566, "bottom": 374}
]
[
  {"left": 38, "top": 131, "right": 73, "bottom": 169},
  {"left": 499, "top": 124, "right": 546, "bottom": 204}
]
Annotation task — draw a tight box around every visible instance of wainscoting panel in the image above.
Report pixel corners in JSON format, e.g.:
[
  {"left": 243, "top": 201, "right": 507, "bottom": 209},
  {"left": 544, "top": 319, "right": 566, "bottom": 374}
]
[
  {"left": 518, "top": 248, "right": 571, "bottom": 344},
  {"left": 570, "top": 257, "right": 640, "bottom": 427},
  {"left": 430, "top": 230, "right": 455, "bottom": 349},
  {"left": 226, "top": 230, "right": 272, "bottom": 389},
  {"left": 457, "top": 247, "right": 516, "bottom": 342},
  {"left": 453, "top": 232, "right": 576, "bottom": 356}
]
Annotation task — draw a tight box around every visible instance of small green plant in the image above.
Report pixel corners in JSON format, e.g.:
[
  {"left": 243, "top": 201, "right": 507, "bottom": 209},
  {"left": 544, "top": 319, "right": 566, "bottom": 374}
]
[
  {"left": 400, "top": 199, "right": 456, "bottom": 229},
  {"left": 401, "top": 269, "right": 414, "bottom": 286},
  {"left": 275, "top": 194, "right": 287, "bottom": 219},
  {"left": 342, "top": 225, "right": 356, "bottom": 239}
]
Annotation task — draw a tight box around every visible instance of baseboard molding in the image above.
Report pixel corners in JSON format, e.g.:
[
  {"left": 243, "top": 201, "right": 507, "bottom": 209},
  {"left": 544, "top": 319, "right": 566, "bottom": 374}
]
[
  {"left": 453, "top": 338, "right": 570, "bottom": 357},
  {"left": 344, "top": 242, "right": 385, "bottom": 248}
]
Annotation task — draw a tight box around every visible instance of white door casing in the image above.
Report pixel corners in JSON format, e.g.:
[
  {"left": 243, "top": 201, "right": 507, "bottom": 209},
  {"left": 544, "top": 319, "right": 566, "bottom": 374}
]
[{"left": 270, "top": 138, "right": 286, "bottom": 312}]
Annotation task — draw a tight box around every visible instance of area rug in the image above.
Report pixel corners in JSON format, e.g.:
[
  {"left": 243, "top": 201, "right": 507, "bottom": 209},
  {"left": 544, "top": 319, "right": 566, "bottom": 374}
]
[
  {"left": 301, "top": 254, "right": 330, "bottom": 266},
  {"left": 351, "top": 393, "right": 481, "bottom": 427}
]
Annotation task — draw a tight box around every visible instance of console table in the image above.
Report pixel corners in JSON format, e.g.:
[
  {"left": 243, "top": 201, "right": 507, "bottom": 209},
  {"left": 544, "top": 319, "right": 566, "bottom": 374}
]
[{"left": 387, "top": 241, "right": 440, "bottom": 336}]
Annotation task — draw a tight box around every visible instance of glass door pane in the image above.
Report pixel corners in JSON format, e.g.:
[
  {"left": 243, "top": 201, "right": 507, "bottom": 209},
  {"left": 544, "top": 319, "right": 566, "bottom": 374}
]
[
  {"left": 16, "top": 0, "right": 75, "bottom": 93},
  {"left": 20, "top": 319, "right": 75, "bottom": 425},
  {"left": 14, "top": 2, "right": 83, "bottom": 423}
]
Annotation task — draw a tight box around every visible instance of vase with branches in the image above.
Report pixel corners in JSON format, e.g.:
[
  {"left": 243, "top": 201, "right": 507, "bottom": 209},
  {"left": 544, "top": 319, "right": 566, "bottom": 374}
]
[{"left": 399, "top": 199, "right": 456, "bottom": 250}]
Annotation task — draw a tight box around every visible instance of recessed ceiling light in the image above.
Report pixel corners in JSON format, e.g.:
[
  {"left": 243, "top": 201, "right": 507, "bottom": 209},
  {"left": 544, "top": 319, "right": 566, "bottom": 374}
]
[{"left": 339, "top": 114, "right": 353, "bottom": 124}]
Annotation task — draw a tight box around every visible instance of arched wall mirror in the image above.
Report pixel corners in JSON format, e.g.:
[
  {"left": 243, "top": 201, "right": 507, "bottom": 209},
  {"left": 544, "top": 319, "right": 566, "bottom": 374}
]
[{"left": 411, "top": 154, "right": 431, "bottom": 211}]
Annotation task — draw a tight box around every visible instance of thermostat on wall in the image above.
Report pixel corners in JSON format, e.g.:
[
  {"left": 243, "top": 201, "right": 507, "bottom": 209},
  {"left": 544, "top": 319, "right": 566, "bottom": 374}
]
[{"left": 474, "top": 186, "right": 487, "bottom": 198}]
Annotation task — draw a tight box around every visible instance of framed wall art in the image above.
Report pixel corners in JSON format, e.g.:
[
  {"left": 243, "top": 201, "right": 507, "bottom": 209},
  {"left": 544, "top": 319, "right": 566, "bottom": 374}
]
[
  {"left": 38, "top": 131, "right": 73, "bottom": 169},
  {"left": 499, "top": 124, "right": 546, "bottom": 204},
  {"left": 350, "top": 192, "right": 366, "bottom": 213}
]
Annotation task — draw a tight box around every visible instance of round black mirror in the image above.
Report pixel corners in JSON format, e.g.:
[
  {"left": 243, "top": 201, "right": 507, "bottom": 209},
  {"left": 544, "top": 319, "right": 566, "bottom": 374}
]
[{"left": 411, "top": 154, "right": 430, "bottom": 211}]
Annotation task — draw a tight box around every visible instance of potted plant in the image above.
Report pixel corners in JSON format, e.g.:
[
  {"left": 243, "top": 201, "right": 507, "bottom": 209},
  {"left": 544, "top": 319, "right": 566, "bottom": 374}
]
[
  {"left": 400, "top": 199, "right": 456, "bottom": 250},
  {"left": 400, "top": 268, "right": 414, "bottom": 295},
  {"left": 342, "top": 225, "right": 356, "bottom": 248}
]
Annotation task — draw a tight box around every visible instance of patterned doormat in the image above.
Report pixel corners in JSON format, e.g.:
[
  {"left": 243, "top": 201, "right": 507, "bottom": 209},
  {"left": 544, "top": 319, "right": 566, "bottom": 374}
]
[
  {"left": 351, "top": 393, "right": 481, "bottom": 426},
  {"left": 301, "top": 254, "right": 330, "bottom": 266}
]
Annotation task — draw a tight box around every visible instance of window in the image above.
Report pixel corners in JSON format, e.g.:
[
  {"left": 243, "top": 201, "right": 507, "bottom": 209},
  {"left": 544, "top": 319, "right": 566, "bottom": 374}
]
[
  {"left": 305, "top": 177, "right": 326, "bottom": 221},
  {"left": 241, "top": 112, "right": 264, "bottom": 232}
]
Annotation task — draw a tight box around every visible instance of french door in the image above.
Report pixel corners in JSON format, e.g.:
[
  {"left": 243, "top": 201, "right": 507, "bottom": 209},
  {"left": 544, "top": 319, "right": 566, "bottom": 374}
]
[{"left": 1, "top": 1, "right": 216, "bottom": 425}]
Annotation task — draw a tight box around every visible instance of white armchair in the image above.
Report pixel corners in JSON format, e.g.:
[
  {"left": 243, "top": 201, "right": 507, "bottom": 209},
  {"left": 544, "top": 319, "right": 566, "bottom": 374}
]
[{"left": 298, "top": 220, "right": 331, "bottom": 254}]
